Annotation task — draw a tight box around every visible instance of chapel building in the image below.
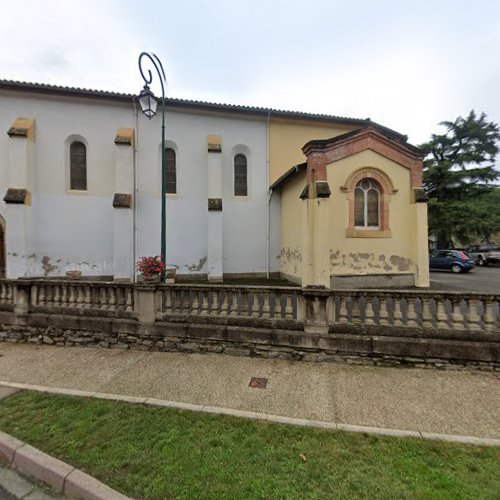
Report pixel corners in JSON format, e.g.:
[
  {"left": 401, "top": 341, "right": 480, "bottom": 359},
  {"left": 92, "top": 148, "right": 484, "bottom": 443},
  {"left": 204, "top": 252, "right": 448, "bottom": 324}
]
[{"left": 0, "top": 80, "right": 429, "bottom": 288}]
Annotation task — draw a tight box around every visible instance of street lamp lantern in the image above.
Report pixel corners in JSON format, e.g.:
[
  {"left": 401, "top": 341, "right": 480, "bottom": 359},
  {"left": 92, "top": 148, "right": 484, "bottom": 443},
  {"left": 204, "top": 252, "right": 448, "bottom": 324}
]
[
  {"left": 138, "top": 52, "right": 167, "bottom": 283},
  {"left": 138, "top": 84, "right": 158, "bottom": 119}
]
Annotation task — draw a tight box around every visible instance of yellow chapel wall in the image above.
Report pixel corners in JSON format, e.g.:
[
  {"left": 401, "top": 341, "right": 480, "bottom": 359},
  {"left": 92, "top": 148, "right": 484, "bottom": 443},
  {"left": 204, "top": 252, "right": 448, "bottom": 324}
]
[
  {"left": 326, "top": 149, "right": 416, "bottom": 277},
  {"left": 279, "top": 170, "right": 306, "bottom": 283},
  {"left": 269, "top": 119, "right": 357, "bottom": 184}
]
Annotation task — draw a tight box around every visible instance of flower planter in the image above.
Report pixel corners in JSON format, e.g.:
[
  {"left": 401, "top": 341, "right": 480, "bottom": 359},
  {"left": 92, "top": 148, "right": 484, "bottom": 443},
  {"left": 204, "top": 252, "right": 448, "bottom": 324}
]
[
  {"left": 165, "top": 266, "right": 176, "bottom": 284},
  {"left": 138, "top": 274, "right": 161, "bottom": 284}
]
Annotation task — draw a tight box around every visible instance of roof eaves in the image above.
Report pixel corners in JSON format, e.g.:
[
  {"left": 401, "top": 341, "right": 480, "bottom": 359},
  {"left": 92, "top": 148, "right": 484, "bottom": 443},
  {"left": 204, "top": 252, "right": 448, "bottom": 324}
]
[
  {"left": 270, "top": 162, "right": 307, "bottom": 191},
  {"left": 0, "top": 79, "right": 404, "bottom": 136}
]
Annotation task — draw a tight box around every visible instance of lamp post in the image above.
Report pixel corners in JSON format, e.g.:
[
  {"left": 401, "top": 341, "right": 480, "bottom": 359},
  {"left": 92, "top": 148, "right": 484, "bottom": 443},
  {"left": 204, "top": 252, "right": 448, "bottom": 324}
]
[{"left": 138, "top": 52, "right": 167, "bottom": 283}]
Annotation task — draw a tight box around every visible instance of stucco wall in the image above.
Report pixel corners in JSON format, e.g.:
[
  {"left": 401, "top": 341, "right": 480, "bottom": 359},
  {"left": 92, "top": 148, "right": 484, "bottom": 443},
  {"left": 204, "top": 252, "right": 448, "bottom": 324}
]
[
  {"left": 0, "top": 91, "right": 275, "bottom": 278},
  {"left": 269, "top": 119, "right": 355, "bottom": 183},
  {"left": 279, "top": 171, "right": 305, "bottom": 282},
  {"left": 327, "top": 149, "right": 414, "bottom": 277}
]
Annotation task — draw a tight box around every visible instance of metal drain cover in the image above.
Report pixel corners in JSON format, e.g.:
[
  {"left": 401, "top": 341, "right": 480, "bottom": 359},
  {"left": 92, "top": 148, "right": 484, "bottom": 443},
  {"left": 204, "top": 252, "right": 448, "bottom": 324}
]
[{"left": 249, "top": 377, "right": 268, "bottom": 389}]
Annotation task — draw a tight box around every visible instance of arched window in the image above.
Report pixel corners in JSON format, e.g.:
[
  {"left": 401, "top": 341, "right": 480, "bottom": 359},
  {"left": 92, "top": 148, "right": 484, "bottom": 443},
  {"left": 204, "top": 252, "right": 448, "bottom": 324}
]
[
  {"left": 69, "top": 141, "right": 87, "bottom": 190},
  {"left": 234, "top": 154, "right": 247, "bottom": 196},
  {"left": 165, "top": 148, "right": 176, "bottom": 194},
  {"left": 354, "top": 178, "right": 380, "bottom": 228}
]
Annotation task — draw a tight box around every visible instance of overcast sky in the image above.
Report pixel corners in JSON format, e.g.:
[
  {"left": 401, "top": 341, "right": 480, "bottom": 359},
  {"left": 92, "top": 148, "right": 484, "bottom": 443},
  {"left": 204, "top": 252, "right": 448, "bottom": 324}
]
[{"left": 1, "top": 0, "right": 499, "bottom": 144}]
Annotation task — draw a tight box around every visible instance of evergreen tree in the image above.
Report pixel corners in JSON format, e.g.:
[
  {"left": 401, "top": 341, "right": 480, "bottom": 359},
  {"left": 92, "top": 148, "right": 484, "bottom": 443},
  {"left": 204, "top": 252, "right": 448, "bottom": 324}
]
[{"left": 420, "top": 111, "right": 500, "bottom": 248}]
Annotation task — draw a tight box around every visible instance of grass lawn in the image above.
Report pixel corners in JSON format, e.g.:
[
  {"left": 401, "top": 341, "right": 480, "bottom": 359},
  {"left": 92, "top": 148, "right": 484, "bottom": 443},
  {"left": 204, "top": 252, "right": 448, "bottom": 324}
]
[{"left": 0, "top": 392, "right": 498, "bottom": 499}]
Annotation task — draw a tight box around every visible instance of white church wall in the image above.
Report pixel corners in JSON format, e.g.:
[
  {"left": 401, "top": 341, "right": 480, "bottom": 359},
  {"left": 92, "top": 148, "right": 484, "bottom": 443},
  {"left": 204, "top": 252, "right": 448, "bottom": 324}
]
[{"left": 0, "top": 90, "right": 276, "bottom": 279}]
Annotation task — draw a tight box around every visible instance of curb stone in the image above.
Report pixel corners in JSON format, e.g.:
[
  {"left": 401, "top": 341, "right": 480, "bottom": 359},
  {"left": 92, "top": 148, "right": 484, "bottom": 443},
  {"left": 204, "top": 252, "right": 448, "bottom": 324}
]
[
  {"left": 0, "top": 431, "right": 130, "bottom": 500},
  {"left": 1, "top": 381, "right": 499, "bottom": 447}
]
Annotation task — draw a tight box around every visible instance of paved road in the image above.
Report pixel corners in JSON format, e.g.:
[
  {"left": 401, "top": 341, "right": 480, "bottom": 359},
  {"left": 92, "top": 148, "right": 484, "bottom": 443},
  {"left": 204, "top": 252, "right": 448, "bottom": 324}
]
[
  {"left": 0, "top": 466, "right": 58, "bottom": 499},
  {"left": 430, "top": 266, "right": 500, "bottom": 294},
  {"left": 0, "top": 344, "right": 498, "bottom": 439}
]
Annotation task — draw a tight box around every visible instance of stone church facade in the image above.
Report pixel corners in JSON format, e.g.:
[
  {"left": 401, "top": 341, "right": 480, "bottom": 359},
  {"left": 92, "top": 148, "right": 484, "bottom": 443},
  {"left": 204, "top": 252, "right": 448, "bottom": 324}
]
[{"left": 0, "top": 80, "right": 429, "bottom": 288}]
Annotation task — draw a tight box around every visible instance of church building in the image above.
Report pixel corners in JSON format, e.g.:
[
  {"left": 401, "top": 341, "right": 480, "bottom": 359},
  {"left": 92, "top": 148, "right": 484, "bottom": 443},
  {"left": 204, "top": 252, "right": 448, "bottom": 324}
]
[{"left": 0, "top": 80, "right": 429, "bottom": 288}]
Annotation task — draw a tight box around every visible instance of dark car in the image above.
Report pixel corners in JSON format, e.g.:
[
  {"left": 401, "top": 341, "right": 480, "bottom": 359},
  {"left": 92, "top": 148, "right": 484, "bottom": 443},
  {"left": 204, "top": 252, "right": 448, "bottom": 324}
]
[{"left": 429, "top": 249, "right": 475, "bottom": 273}]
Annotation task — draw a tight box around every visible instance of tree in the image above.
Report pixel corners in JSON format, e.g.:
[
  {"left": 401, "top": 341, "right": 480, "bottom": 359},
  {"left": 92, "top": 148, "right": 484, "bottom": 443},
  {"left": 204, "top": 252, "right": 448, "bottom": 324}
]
[{"left": 420, "top": 111, "right": 500, "bottom": 248}]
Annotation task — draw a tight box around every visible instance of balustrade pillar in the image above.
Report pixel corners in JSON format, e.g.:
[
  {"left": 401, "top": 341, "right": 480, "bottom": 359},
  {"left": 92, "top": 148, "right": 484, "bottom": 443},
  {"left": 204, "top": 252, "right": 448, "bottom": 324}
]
[{"left": 303, "top": 288, "right": 329, "bottom": 334}]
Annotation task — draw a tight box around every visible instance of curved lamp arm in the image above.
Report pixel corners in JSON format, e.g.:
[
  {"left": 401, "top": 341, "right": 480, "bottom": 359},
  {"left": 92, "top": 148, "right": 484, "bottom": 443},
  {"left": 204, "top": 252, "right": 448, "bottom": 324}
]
[{"left": 138, "top": 52, "right": 166, "bottom": 100}]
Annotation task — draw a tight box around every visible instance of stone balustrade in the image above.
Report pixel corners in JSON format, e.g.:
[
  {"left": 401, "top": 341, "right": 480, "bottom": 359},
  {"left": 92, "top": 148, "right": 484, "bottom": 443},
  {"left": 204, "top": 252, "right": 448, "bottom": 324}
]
[
  {"left": 331, "top": 291, "right": 500, "bottom": 333},
  {"left": 4, "top": 280, "right": 135, "bottom": 317},
  {"left": 159, "top": 285, "right": 301, "bottom": 322},
  {"left": 0, "top": 279, "right": 498, "bottom": 368}
]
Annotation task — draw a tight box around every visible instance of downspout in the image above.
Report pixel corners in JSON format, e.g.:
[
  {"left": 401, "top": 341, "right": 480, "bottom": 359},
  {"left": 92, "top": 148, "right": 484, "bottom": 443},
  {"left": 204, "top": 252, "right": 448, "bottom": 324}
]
[
  {"left": 266, "top": 110, "right": 271, "bottom": 278},
  {"left": 132, "top": 98, "right": 139, "bottom": 281}
]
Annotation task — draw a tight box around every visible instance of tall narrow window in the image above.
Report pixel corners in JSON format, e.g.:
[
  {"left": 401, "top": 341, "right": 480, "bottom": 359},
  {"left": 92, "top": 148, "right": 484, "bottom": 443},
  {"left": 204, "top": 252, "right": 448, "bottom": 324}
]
[
  {"left": 354, "top": 178, "right": 380, "bottom": 228},
  {"left": 70, "top": 141, "right": 87, "bottom": 190},
  {"left": 234, "top": 154, "right": 247, "bottom": 196},
  {"left": 165, "top": 148, "right": 177, "bottom": 194}
]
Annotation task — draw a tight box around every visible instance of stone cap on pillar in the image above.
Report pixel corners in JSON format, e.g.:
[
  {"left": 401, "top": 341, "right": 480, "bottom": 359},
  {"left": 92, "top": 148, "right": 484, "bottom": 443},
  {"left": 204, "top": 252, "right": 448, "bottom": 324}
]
[
  {"left": 413, "top": 188, "right": 429, "bottom": 203},
  {"left": 114, "top": 128, "right": 134, "bottom": 146},
  {"left": 299, "top": 181, "right": 331, "bottom": 200},
  {"left": 7, "top": 117, "right": 35, "bottom": 142},
  {"left": 207, "top": 134, "right": 222, "bottom": 153},
  {"left": 112, "top": 193, "right": 133, "bottom": 208},
  {"left": 3, "top": 188, "right": 30, "bottom": 205}
]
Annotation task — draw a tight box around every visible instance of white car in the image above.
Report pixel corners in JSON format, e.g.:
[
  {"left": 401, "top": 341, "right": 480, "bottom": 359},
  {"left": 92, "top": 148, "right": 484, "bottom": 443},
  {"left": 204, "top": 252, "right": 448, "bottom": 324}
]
[{"left": 467, "top": 244, "right": 500, "bottom": 266}]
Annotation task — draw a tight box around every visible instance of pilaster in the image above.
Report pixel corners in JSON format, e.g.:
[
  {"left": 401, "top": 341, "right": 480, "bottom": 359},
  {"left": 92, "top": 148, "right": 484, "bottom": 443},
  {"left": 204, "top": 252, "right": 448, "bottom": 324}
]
[
  {"left": 207, "top": 134, "right": 223, "bottom": 281},
  {"left": 300, "top": 152, "right": 331, "bottom": 288},
  {"left": 4, "top": 118, "right": 35, "bottom": 278},
  {"left": 112, "top": 128, "right": 134, "bottom": 280},
  {"left": 413, "top": 188, "right": 430, "bottom": 287}
]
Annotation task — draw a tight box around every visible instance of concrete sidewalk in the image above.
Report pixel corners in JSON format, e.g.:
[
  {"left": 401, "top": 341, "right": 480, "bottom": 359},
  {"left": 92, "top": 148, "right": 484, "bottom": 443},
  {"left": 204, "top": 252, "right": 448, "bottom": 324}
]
[{"left": 0, "top": 344, "right": 498, "bottom": 439}]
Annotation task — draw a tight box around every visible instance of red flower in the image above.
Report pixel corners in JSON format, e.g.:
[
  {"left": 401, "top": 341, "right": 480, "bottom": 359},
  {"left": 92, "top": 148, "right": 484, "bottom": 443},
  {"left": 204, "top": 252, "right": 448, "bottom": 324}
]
[{"left": 136, "top": 256, "right": 166, "bottom": 277}]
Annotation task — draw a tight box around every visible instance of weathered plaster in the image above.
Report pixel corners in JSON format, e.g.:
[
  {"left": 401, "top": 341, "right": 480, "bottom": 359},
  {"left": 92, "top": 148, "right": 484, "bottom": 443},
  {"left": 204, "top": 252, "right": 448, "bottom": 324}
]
[{"left": 330, "top": 250, "right": 412, "bottom": 274}]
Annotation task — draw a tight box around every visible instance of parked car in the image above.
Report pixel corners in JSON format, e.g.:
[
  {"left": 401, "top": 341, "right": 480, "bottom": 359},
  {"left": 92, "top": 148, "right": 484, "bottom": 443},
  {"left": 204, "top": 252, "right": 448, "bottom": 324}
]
[
  {"left": 429, "top": 250, "right": 475, "bottom": 273},
  {"left": 467, "top": 244, "right": 500, "bottom": 266}
]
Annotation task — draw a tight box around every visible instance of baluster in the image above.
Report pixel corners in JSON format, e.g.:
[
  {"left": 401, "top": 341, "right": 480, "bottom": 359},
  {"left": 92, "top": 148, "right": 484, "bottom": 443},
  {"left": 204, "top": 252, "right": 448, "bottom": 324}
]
[
  {"left": 378, "top": 295, "right": 389, "bottom": 325},
  {"left": 228, "top": 291, "right": 238, "bottom": 316},
  {"left": 240, "top": 291, "right": 249, "bottom": 317},
  {"left": 99, "top": 287, "right": 108, "bottom": 310},
  {"left": 190, "top": 290, "right": 199, "bottom": 314},
  {"left": 220, "top": 291, "right": 228, "bottom": 316},
  {"left": 75, "top": 286, "right": 84, "bottom": 308},
  {"left": 421, "top": 297, "right": 433, "bottom": 328},
  {"left": 406, "top": 296, "right": 418, "bottom": 328},
  {"left": 59, "top": 284, "right": 67, "bottom": 307},
  {"left": 435, "top": 297, "right": 449, "bottom": 329},
  {"left": 30, "top": 284, "right": 38, "bottom": 306},
  {"left": 52, "top": 285, "right": 60, "bottom": 307},
  {"left": 200, "top": 290, "right": 209, "bottom": 315},
  {"left": 450, "top": 297, "right": 465, "bottom": 330},
  {"left": 483, "top": 298, "right": 497, "bottom": 332},
  {"left": 211, "top": 290, "right": 220, "bottom": 316},
  {"left": 365, "top": 295, "right": 375, "bottom": 325},
  {"left": 393, "top": 295, "right": 404, "bottom": 326},
  {"left": 108, "top": 288, "right": 117, "bottom": 310},
  {"left": 261, "top": 292, "right": 271, "bottom": 319},
  {"left": 83, "top": 286, "right": 91, "bottom": 308},
  {"left": 125, "top": 287, "right": 133, "bottom": 312},
  {"left": 338, "top": 295, "right": 349, "bottom": 324},
  {"left": 284, "top": 293, "right": 294, "bottom": 320},
  {"left": 351, "top": 295, "right": 362, "bottom": 324},
  {"left": 39, "top": 286, "right": 47, "bottom": 306},
  {"left": 44, "top": 285, "right": 52, "bottom": 306},
  {"left": 466, "top": 298, "right": 482, "bottom": 331}
]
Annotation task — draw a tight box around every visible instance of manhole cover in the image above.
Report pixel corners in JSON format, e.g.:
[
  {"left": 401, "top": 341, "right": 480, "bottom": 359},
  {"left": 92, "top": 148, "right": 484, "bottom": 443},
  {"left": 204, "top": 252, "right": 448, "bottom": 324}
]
[{"left": 249, "top": 377, "right": 267, "bottom": 389}]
